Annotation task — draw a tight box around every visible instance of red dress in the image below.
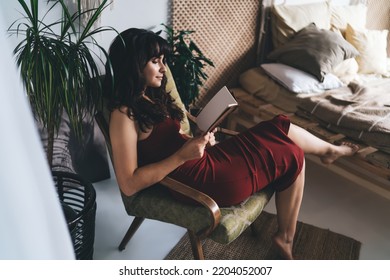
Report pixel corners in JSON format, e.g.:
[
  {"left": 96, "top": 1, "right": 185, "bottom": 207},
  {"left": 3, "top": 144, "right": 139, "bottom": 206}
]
[{"left": 137, "top": 115, "right": 304, "bottom": 207}]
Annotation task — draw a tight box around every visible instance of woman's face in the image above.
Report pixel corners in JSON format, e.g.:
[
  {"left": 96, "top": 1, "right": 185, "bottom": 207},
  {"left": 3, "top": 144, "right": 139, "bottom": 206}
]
[{"left": 143, "top": 55, "right": 166, "bottom": 88}]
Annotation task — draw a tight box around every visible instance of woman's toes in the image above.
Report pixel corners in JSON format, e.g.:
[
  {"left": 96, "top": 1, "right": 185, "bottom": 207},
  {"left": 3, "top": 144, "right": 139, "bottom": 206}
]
[{"left": 320, "top": 142, "right": 359, "bottom": 164}]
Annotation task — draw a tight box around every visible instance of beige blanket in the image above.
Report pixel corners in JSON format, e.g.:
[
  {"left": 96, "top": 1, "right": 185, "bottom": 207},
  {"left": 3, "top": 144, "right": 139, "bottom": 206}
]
[
  {"left": 298, "top": 80, "right": 390, "bottom": 151},
  {"left": 298, "top": 80, "right": 390, "bottom": 133}
]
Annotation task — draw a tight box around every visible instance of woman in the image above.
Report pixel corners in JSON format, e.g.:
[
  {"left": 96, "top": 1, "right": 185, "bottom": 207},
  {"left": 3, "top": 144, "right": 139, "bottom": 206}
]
[{"left": 104, "top": 28, "right": 358, "bottom": 259}]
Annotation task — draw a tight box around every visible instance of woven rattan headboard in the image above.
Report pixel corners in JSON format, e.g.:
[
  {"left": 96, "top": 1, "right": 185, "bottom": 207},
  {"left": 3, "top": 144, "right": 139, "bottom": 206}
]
[{"left": 172, "top": 0, "right": 262, "bottom": 106}]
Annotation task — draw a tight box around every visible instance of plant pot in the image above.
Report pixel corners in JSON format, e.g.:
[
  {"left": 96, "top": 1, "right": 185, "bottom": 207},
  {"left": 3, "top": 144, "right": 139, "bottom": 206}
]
[{"left": 53, "top": 171, "right": 97, "bottom": 260}]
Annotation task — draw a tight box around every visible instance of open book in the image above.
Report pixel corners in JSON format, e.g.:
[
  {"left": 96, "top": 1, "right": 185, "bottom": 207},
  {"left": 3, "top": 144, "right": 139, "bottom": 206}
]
[{"left": 196, "top": 86, "right": 238, "bottom": 132}]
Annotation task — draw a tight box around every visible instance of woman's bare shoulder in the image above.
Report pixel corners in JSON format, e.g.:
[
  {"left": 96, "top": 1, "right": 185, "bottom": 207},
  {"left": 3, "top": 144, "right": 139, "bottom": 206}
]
[
  {"left": 110, "top": 107, "right": 134, "bottom": 123},
  {"left": 110, "top": 107, "right": 137, "bottom": 133},
  {"left": 111, "top": 106, "right": 129, "bottom": 118}
]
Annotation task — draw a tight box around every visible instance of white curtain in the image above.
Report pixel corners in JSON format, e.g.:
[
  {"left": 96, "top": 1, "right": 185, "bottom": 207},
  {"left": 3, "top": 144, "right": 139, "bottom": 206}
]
[{"left": 0, "top": 12, "right": 75, "bottom": 259}]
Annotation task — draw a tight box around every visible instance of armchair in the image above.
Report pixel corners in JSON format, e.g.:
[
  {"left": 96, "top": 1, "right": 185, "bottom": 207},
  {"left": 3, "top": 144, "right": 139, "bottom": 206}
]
[{"left": 94, "top": 68, "right": 274, "bottom": 260}]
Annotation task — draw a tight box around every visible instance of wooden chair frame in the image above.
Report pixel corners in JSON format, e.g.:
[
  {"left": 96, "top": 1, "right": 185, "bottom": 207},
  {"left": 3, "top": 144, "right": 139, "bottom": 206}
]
[{"left": 95, "top": 111, "right": 259, "bottom": 260}]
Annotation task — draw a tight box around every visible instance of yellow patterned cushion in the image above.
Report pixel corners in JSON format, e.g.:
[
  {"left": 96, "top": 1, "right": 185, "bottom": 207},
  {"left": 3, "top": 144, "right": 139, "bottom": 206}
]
[{"left": 165, "top": 66, "right": 191, "bottom": 136}]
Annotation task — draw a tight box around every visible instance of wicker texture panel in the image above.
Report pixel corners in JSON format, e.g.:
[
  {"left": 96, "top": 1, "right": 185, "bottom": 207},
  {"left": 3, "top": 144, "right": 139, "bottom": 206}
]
[
  {"left": 366, "top": 0, "right": 390, "bottom": 56},
  {"left": 172, "top": 0, "right": 261, "bottom": 106}
]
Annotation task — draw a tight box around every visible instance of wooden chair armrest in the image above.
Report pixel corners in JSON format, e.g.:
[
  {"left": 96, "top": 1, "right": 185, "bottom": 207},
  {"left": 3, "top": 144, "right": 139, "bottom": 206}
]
[{"left": 160, "top": 176, "right": 221, "bottom": 238}]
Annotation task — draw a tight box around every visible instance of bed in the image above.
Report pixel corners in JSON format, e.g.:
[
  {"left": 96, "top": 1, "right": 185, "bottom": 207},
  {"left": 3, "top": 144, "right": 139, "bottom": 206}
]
[{"left": 227, "top": 0, "right": 390, "bottom": 196}]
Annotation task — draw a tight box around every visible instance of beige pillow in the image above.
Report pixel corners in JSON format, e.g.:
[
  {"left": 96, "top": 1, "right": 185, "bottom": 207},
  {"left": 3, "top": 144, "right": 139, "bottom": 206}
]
[
  {"left": 330, "top": 4, "right": 367, "bottom": 36},
  {"left": 345, "top": 24, "right": 388, "bottom": 75},
  {"left": 272, "top": 1, "right": 331, "bottom": 49},
  {"left": 165, "top": 66, "right": 191, "bottom": 135}
]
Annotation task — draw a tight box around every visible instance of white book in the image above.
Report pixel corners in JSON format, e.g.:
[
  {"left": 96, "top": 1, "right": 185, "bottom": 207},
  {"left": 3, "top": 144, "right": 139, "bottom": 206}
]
[{"left": 196, "top": 86, "right": 238, "bottom": 132}]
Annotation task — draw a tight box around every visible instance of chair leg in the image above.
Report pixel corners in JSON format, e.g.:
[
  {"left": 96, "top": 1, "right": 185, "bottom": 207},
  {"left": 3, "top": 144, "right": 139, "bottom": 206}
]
[
  {"left": 118, "top": 217, "right": 145, "bottom": 251},
  {"left": 187, "top": 230, "right": 205, "bottom": 260}
]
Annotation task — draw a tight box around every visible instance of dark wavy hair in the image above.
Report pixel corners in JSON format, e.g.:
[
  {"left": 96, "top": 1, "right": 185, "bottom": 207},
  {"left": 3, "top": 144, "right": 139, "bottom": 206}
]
[{"left": 104, "top": 28, "right": 183, "bottom": 132}]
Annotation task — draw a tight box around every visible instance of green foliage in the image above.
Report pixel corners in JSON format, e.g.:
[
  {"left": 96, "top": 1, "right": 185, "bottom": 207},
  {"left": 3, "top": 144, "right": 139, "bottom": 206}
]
[
  {"left": 162, "top": 24, "right": 214, "bottom": 109},
  {"left": 8, "top": 0, "right": 114, "bottom": 166}
]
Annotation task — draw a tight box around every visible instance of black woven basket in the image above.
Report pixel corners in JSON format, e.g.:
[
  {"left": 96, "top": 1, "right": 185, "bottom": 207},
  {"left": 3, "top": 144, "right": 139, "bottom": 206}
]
[{"left": 53, "top": 171, "right": 97, "bottom": 260}]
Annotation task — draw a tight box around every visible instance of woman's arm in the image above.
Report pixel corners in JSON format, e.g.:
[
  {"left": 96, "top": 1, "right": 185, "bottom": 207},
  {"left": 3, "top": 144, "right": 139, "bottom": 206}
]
[{"left": 109, "top": 109, "right": 210, "bottom": 196}]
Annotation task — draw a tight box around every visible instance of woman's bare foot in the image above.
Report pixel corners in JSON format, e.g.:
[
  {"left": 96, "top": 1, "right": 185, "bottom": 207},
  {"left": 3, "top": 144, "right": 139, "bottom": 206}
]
[
  {"left": 273, "top": 235, "right": 294, "bottom": 260},
  {"left": 320, "top": 142, "right": 359, "bottom": 164}
]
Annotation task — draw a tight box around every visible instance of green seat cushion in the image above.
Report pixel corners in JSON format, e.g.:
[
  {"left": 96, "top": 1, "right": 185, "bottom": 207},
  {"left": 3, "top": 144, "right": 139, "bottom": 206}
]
[{"left": 121, "top": 185, "right": 274, "bottom": 244}]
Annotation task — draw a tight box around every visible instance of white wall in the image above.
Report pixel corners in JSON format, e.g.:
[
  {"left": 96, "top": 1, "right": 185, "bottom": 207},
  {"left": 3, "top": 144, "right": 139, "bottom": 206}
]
[
  {"left": 2, "top": 0, "right": 63, "bottom": 48},
  {"left": 98, "top": 0, "right": 170, "bottom": 51},
  {"left": 3, "top": 0, "right": 169, "bottom": 70}
]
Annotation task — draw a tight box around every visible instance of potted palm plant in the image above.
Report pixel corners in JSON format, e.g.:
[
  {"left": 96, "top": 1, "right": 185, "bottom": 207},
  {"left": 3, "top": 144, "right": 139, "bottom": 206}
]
[
  {"left": 8, "top": 0, "right": 114, "bottom": 259},
  {"left": 163, "top": 24, "right": 214, "bottom": 109},
  {"left": 9, "top": 0, "right": 112, "bottom": 167}
]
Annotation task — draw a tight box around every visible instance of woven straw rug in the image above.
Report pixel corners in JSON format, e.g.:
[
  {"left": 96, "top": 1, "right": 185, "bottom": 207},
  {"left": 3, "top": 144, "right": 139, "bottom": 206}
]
[{"left": 165, "top": 212, "right": 361, "bottom": 260}]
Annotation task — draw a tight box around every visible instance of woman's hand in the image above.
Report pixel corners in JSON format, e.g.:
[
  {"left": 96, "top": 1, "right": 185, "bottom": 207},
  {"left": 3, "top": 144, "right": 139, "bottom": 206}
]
[
  {"left": 176, "top": 132, "right": 212, "bottom": 161},
  {"left": 192, "top": 127, "right": 216, "bottom": 146},
  {"left": 207, "top": 128, "right": 217, "bottom": 147}
]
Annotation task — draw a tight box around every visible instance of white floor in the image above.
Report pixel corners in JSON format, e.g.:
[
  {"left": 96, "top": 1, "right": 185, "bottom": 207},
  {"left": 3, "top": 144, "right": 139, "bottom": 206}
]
[{"left": 92, "top": 158, "right": 390, "bottom": 260}]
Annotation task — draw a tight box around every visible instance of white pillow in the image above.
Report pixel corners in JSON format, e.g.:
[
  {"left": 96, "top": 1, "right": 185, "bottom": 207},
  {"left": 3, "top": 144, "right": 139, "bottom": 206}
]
[
  {"left": 332, "top": 58, "right": 359, "bottom": 84},
  {"left": 345, "top": 24, "right": 388, "bottom": 74},
  {"left": 330, "top": 4, "right": 367, "bottom": 35},
  {"left": 332, "top": 58, "right": 359, "bottom": 77},
  {"left": 261, "top": 63, "right": 343, "bottom": 94}
]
